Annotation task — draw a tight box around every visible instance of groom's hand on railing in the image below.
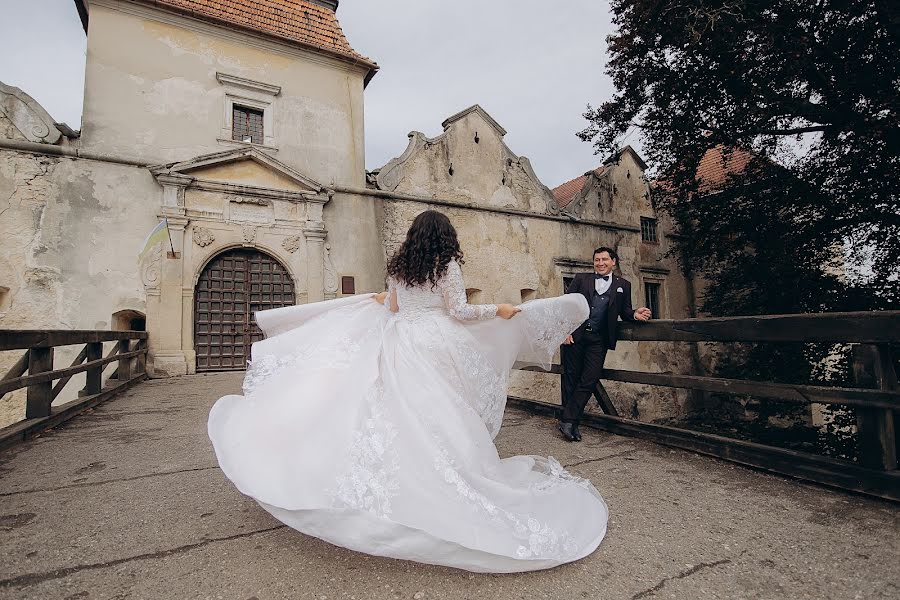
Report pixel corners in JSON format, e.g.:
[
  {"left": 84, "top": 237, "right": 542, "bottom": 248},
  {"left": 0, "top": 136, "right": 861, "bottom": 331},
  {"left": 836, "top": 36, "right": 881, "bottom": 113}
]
[{"left": 634, "top": 307, "right": 652, "bottom": 321}]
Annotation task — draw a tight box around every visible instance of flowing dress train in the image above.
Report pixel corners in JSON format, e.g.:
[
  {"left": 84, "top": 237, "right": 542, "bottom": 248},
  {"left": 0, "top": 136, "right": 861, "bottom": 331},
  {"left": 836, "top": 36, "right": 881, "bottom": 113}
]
[{"left": 208, "top": 260, "right": 608, "bottom": 572}]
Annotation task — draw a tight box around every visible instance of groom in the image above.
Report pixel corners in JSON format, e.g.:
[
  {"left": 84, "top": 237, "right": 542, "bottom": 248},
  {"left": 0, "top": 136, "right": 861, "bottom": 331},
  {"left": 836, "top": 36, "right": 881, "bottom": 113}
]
[{"left": 559, "top": 247, "right": 652, "bottom": 441}]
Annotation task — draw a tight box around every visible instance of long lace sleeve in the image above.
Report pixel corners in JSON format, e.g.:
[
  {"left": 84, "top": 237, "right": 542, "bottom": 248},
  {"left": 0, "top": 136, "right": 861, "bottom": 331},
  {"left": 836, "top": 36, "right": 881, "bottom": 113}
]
[
  {"left": 438, "top": 260, "right": 497, "bottom": 321},
  {"left": 384, "top": 277, "right": 398, "bottom": 312}
]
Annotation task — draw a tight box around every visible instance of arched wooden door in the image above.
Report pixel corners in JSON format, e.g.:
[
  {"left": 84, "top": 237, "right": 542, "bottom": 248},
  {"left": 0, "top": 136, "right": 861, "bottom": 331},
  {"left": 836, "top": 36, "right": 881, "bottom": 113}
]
[{"left": 194, "top": 249, "right": 295, "bottom": 371}]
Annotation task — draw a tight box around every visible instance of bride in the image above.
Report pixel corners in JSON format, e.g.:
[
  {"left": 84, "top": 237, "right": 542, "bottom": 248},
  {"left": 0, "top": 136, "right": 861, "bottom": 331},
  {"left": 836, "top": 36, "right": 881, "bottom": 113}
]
[{"left": 208, "top": 210, "right": 609, "bottom": 572}]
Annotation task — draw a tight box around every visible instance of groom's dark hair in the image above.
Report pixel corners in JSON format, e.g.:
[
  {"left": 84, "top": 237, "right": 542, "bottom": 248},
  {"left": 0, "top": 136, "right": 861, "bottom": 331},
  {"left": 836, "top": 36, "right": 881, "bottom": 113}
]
[{"left": 593, "top": 246, "right": 619, "bottom": 264}]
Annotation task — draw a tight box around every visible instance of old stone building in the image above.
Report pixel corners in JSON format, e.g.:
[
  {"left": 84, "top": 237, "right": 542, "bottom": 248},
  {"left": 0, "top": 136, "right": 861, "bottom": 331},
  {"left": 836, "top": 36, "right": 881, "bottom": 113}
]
[{"left": 0, "top": 0, "right": 694, "bottom": 428}]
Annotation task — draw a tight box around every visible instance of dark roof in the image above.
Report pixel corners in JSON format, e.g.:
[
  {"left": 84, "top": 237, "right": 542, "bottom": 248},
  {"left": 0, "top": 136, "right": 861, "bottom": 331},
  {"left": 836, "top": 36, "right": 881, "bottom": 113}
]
[{"left": 551, "top": 167, "right": 608, "bottom": 209}]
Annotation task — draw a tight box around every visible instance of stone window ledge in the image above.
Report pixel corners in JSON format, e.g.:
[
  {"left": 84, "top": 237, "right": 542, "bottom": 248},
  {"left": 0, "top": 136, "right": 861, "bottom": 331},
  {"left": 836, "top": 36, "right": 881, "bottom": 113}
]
[{"left": 216, "top": 138, "right": 279, "bottom": 153}]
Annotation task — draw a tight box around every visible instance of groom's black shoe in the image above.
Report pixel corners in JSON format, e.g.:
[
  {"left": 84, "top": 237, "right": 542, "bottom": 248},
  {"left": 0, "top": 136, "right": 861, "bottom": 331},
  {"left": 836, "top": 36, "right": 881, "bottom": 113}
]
[
  {"left": 558, "top": 421, "right": 577, "bottom": 442},
  {"left": 572, "top": 423, "right": 583, "bottom": 442}
]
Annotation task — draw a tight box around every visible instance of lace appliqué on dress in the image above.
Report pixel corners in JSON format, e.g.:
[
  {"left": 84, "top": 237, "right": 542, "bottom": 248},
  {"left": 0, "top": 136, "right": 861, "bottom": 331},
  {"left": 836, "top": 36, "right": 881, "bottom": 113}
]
[
  {"left": 433, "top": 445, "right": 580, "bottom": 561},
  {"left": 331, "top": 379, "right": 400, "bottom": 517},
  {"left": 439, "top": 260, "right": 497, "bottom": 321},
  {"left": 531, "top": 457, "right": 595, "bottom": 493},
  {"left": 242, "top": 333, "right": 363, "bottom": 397},
  {"left": 451, "top": 337, "right": 508, "bottom": 438},
  {"left": 519, "top": 299, "right": 586, "bottom": 361}
]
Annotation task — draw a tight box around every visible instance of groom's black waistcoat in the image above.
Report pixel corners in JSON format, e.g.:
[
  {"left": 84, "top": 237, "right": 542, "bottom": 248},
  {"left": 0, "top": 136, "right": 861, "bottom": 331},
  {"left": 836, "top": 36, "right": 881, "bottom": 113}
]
[{"left": 566, "top": 273, "right": 636, "bottom": 350}]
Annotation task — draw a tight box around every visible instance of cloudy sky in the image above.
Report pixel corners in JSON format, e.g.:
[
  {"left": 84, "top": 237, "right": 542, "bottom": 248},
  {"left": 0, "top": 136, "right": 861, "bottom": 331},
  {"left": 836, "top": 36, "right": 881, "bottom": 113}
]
[{"left": 2, "top": 0, "right": 627, "bottom": 187}]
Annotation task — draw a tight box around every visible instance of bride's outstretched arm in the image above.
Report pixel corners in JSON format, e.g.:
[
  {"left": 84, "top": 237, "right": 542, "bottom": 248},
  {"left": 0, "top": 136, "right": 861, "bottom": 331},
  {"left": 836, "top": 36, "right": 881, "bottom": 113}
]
[
  {"left": 377, "top": 278, "right": 399, "bottom": 313},
  {"left": 439, "top": 260, "right": 498, "bottom": 321}
]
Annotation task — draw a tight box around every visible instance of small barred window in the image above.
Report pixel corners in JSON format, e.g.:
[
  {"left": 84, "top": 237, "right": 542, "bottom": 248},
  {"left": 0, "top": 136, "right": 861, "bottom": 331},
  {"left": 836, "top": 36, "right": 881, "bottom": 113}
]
[
  {"left": 641, "top": 217, "right": 658, "bottom": 243},
  {"left": 232, "top": 106, "right": 264, "bottom": 144}
]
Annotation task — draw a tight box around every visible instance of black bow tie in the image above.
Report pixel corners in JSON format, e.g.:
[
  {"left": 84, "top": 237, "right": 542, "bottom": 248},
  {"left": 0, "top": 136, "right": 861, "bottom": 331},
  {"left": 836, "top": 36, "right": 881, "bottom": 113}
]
[{"left": 594, "top": 274, "right": 610, "bottom": 282}]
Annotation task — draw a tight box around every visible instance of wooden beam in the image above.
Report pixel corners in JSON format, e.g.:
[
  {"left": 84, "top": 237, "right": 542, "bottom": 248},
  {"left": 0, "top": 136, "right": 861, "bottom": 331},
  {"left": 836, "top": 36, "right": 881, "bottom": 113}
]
[
  {"left": 617, "top": 311, "right": 900, "bottom": 343},
  {"left": 25, "top": 347, "right": 53, "bottom": 418},
  {"left": 594, "top": 381, "right": 619, "bottom": 416},
  {"left": 598, "top": 368, "right": 900, "bottom": 410},
  {"left": 513, "top": 363, "right": 900, "bottom": 409},
  {"left": 50, "top": 346, "right": 89, "bottom": 401},
  {"left": 0, "top": 375, "right": 147, "bottom": 452},
  {"left": 0, "top": 349, "right": 146, "bottom": 396},
  {"left": 82, "top": 342, "right": 103, "bottom": 396},
  {"left": 853, "top": 345, "right": 898, "bottom": 471},
  {"left": 0, "top": 330, "right": 147, "bottom": 351},
  {"left": 1, "top": 350, "right": 29, "bottom": 385},
  {"left": 513, "top": 362, "right": 619, "bottom": 415},
  {"left": 117, "top": 339, "right": 133, "bottom": 382}
]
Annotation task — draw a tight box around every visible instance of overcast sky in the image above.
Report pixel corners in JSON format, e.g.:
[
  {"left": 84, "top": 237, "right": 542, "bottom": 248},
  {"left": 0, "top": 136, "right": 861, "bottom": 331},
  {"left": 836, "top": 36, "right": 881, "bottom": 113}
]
[{"left": 1, "top": 0, "right": 625, "bottom": 187}]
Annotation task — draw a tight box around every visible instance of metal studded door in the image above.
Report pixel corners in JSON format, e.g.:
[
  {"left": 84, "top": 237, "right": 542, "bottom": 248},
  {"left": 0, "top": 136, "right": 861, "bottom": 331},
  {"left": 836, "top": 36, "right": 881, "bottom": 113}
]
[{"left": 194, "top": 249, "right": 295, "bottom": 371}]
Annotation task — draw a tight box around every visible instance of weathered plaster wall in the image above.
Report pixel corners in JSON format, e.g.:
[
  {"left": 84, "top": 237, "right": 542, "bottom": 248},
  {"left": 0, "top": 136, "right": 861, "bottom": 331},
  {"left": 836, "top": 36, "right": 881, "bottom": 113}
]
[
  {"left": 0, "top": 149, "right": 159, "bottom": 426},
  {"left": 374, "top": 111, "right": 697, "bottom": 422},
  {"left": 376, "top": 107, "right": 557, "bottom": 215},
  {"left": 80, "top": 1, "right": 367, "bottom": 186},
  {"left": 0, "top": 150, "right": 157, "bottom": 330},
  {"left": 323, "top": 192, "right": 385, "bottom": 295}
]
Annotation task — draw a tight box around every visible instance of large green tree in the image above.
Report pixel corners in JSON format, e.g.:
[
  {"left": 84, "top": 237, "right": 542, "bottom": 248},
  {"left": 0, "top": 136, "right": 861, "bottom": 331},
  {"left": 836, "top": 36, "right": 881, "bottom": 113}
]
[
  {"left": 580, "top": 0, "right": 899, "bottom": 456},
  {"left": 580, "top": 0, "right": 899, "bottom": 301}
]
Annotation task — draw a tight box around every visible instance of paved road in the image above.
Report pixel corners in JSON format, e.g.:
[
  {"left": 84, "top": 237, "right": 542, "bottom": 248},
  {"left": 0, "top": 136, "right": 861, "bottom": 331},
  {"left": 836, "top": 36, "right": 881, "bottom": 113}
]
[{"left": 0, "top": 373, "right": 897, "bottom": 599}]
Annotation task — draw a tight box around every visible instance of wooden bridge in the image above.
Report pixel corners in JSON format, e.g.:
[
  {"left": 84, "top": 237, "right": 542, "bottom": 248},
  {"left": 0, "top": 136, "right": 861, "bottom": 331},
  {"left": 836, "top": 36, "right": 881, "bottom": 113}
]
[{"left": 0, "top": 313, "right": 898, "bottom": 598}]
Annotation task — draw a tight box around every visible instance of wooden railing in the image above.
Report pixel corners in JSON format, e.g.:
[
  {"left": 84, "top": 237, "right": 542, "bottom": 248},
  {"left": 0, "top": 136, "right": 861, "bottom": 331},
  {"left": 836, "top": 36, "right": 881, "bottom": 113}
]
[
  {"left": 512, "top": 311, "right": 900, "bottom": 501},
  {"left": 0, "top": 330, "right": 148, "bottom": 450}
]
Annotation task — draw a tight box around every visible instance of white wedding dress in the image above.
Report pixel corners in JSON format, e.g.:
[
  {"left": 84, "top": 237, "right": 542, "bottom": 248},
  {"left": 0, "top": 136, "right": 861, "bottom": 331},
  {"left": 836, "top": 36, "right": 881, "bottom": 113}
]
[{"left": 208, "top": 260, "right": 608, "bottom": 572}]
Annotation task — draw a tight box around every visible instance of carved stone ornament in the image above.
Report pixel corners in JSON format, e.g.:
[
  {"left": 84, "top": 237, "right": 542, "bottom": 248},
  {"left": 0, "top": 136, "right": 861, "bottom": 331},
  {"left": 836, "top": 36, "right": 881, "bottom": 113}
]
[
  {"left": 0, "top": 82, "right": 62, "bottom": 144},
  {"left": 282, "top": 235, "right": 302, "bottom": 254},
  {"left": 139, "top": 244, "right": 162, "bottom": 289},
  {"left": 324, "top": 243, "right": 339, "bottom": 295},
  {"left": 226, "top": 193, "right": 271, "bottom": 206},
  {"left": 192, "top": 227, "right": 215, "bottom": 247},
  {"left": 241, "top": 225, "right": 257, "bottom": 244}
]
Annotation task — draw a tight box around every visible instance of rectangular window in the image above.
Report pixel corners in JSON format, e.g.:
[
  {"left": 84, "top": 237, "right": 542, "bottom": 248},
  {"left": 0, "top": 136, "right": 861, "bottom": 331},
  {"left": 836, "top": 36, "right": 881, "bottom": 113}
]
[
  {"left": 232, "top": 105, "right": 264, "bottom": 144},
  {"left": 645, "top": 282, "right": 661, "bottom": 319},
  {"left": 641, "top": 217, "right": 658, "bottom": 243},
  {"left": 563, "top": 277, "right": 574, "bottom": 294}
]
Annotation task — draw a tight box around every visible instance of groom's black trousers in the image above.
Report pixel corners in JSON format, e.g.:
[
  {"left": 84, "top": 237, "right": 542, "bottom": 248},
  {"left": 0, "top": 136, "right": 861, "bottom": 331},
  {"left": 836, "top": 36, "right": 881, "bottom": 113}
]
[{"left": 561, "top": 330, "right": 609, "bottom": 424}]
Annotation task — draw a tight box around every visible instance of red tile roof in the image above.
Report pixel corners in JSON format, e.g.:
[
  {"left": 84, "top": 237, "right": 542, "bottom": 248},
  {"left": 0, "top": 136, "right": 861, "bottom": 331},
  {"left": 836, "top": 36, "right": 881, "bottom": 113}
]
[
  {"left": 695, "top": 145, "right": 755, "bottom": 194},
  {"left": 554, "top": 146, "right": 757, "bottom": 208},
  {"left": 76, "top": 0, "right": 377, "bottom": 81},
  {"left": 552, "top": 167, "right": 608, "bottom": 208}
]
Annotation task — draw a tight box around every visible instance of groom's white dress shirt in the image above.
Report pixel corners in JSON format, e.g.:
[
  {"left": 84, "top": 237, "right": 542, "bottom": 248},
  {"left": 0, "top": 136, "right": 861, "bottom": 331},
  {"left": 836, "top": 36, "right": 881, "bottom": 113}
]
[{"left": 594, "top": 274, "right": 612, "bottom": 296}]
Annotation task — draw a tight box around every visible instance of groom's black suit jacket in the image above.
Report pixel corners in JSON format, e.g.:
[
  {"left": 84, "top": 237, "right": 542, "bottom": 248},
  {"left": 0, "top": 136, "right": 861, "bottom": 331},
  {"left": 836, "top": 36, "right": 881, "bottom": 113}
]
[{"left": 565, "top": 273, "right": 636, "bottom": 350}]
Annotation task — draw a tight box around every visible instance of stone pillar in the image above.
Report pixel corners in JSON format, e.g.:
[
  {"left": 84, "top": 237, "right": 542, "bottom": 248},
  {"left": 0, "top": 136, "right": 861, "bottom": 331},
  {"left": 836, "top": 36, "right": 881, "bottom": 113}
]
[
  {"left": 303, "top": 196, "right": 329, "bottom": 303},
  {"left": 150, "top": 216, "right": 189, "bottom": 377},
  {"left": 182, "top": 286, "right": 197, "bottom": 375},
  {"left": 304, "top": 224, "right": 327, "bottom": 303}
]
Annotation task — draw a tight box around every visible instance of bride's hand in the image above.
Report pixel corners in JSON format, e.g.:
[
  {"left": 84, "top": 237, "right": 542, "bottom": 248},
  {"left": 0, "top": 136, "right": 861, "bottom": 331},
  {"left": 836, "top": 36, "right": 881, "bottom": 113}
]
[
  {"left": 496, "top": 304, "right": 521, "bottom": 319},
  {"left": 373, "top": 291, "right": 388, "bottom": 304}
]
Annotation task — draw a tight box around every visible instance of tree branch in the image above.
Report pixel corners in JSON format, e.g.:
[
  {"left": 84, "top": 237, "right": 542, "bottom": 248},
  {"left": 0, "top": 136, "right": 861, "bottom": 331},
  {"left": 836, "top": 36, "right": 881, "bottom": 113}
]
[{"left": 757, "top": 125, "right": 833, "bottom": 136}]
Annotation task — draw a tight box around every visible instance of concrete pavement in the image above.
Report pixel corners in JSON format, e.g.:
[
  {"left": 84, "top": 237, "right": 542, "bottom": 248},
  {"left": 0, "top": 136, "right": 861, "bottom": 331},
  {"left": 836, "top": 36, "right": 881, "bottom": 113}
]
[{"left": 0, "top": 372, "right": 897, "bottom": 599}]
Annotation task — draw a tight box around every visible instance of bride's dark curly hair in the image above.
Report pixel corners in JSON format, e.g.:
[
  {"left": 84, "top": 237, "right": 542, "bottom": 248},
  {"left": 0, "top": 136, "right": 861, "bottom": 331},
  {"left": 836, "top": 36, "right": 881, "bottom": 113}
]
[{"left": 387, "top": 210, "right": 464, "bottom": 287}]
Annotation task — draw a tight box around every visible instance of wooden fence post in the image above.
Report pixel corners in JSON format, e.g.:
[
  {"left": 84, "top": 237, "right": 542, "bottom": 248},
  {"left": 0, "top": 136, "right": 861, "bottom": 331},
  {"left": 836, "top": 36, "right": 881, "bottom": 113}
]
[
  {"left": 117, "top": 339, "right": 132, "bottom": 383},
  {"left": 82, "top": 342, "right": 103, "bottom": 396},
  {"left": 852, "top": 344, "right": 897, "bottom": 471},
  {"left": 25, "top": 347, "right": 54, "bottom": 418},
  {"left": 134, "top": 338, "right": 146, "bottom": 375}
]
